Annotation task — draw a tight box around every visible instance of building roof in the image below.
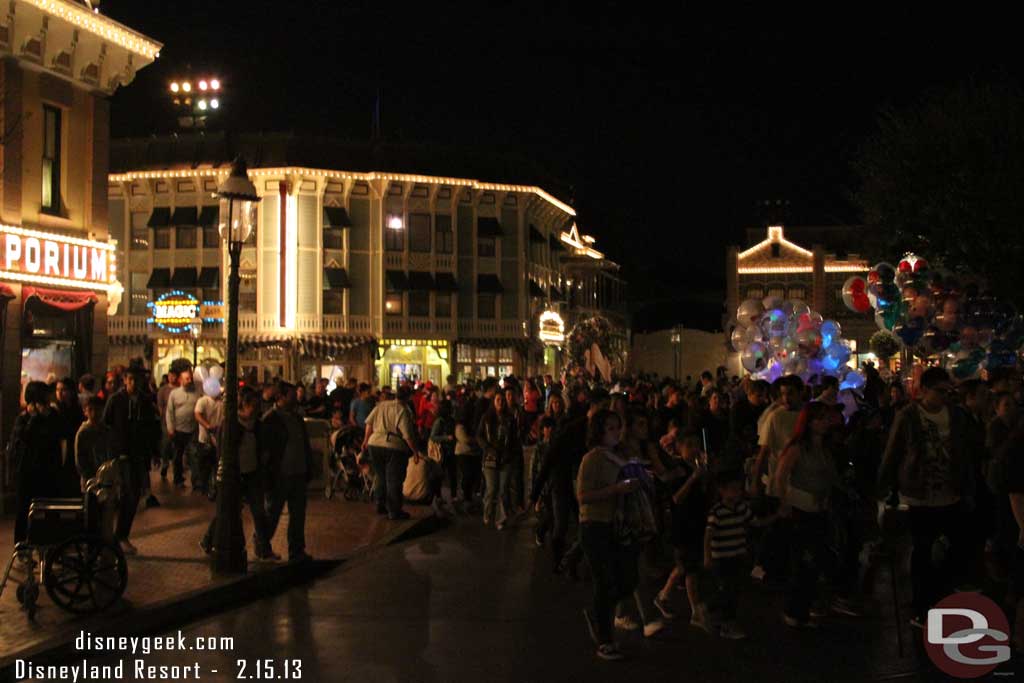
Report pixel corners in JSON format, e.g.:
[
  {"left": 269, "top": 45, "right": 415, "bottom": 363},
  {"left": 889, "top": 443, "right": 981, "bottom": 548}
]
[
  {"left": 736, "top": 226, "right": 867, "bottom": 275},
  {"left": 110, "top": 132, "right": 576, "bottom": 217}
]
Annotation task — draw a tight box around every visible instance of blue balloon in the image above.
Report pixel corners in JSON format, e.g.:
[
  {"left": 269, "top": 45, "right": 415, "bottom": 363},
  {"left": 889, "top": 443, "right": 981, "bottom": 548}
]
[
  {"left": 820, "top": 320, "right": 841, "bottom": 348},
  {"left": 840, "top": 370, "right": 865, "bottom": 391}
]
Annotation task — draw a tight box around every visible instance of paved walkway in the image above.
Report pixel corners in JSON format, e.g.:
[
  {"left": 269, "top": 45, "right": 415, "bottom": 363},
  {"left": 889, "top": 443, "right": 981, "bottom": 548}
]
[
  {"left": 0, "top": 472, "right": 431, "bottom": 666},
  {"left": 70, "top": 513, "right": 979, "bottom": 682}
]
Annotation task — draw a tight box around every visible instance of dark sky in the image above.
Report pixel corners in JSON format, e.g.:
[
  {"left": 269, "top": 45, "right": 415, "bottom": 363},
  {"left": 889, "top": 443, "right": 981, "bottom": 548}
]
[{"left": 103, "top": 3, "right": 1021, "bottom": 329}]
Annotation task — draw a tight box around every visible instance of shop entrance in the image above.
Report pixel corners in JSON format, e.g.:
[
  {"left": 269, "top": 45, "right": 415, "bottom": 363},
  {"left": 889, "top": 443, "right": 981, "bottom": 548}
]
[
  {"left": 376, "top": 342, "right": 450, "bottom": 388},
  {"left": 20, "top": 292, "right": 94, "bottom": 387}
]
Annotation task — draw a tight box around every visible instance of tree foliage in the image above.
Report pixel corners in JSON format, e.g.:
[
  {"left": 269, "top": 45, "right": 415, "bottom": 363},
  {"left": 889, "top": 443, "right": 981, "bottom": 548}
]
[{"left": 853, "top": 82, "right": 1024, "bottom": 304}]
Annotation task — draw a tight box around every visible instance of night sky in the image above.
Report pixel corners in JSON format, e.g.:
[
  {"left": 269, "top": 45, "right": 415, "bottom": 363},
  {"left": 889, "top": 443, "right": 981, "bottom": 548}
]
[{"left": 103, "top": 3, "right": 1020, "bottom": 330}]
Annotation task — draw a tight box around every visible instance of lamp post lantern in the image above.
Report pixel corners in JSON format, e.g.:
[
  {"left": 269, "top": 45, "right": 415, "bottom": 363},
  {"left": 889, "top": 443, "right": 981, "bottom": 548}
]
[
  {"left": 212, "top": 157, "right": 259, "bottom": 575},
  {"left": 191, "top": 317, "right": 203, "bottom": 367}
]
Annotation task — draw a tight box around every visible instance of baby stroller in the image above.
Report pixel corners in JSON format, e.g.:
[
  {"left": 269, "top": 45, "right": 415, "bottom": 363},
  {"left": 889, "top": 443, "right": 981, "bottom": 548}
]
[{"left": 326, "top": 425, "right": 371, "bottom": 502}]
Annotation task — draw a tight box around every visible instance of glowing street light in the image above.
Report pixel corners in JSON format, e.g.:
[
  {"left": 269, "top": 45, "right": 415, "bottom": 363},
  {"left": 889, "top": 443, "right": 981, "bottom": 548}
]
[
  {"left": 210, "top": 79, "right": 220, "bottom": 90},
  {"left": 387, "top": 215, "right": 404, "bottom": 230},
  {"left": 170, "top": 81, "right": 180, "bottom": 93},
  {"left": 211, "top": 99, "right": 219, "bottom": 109},
  {"left": 197, "top": 99, "right": 208, "bottom": 111},
  {"left": 199, "top": 80, "right": 208, "bottom": 91},
  {"left": 181, "top": 81, "right": 192, "bottom": 92}
]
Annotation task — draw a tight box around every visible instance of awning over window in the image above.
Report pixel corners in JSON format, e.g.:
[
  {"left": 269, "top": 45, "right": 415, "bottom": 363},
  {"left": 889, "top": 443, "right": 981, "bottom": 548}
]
[
  {"left": 170, "top": 267, "right": 197, "bottom": 288},
  {"left": 434, "top": 272, "right": 459, "bottom": 292},
  {"left": 146, "top": 268, "right": 171, "bottom": 288},
  {"left": 147, "top": 207, "right": 171, "bottom": 228},
  {"left": 324, "top": 267, "right": 351, "bottom": 289},
  {"left": 323, "top": 206, "right": 353, "bottom": 229},
  {"left": 529, "top": 225, "right": 546, "bottom": 244},
  {"left": 171, "top": 206, "right": 198, "bottom": 225},
  {"left": 477, "top": 273, "right": 504, "bottom": 294},
  {"left": 385, "top": 270, "right": 410, "bottom": 291},
  {"left": 528, "top": 280, "right": 546, "bottom": 297},
  {"left": 477, "top": 217, "right": 503, "bottom": 238},
  {"left": 408, "top": 271, "right": 436, "bottom": 291},
  {"left": 198, "top": 205, "right": 219, "bottom": 228},
  {"left": 197, "top": 267, "right": 220, "bottom": 288},
  {"left": 23, "top": 286, "right": 97, "bottom": 311}
]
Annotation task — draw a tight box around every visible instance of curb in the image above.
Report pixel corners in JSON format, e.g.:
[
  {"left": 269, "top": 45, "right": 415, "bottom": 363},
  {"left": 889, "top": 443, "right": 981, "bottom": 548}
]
[{"left": 0, "top": 513, "right": 437, "bottom": 679}]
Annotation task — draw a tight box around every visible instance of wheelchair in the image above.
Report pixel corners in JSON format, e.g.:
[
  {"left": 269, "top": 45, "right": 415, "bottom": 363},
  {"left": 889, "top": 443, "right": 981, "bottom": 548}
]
[{"left": 0, "top": 463, "right": 128, "bottom": 620}]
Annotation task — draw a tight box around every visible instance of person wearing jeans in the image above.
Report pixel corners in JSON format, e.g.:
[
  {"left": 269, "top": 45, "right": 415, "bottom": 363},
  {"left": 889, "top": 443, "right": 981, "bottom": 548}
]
[
  {"left": 361, "top": 385, "right": 421, "bottom": 520},
  {"left": 478, "top": 392, "right": 522, "bottom": 530},
  {"left": 263, "top": 383, "right": 315, "bottom": 562},
  {"left": 165, "top": 368, "right": 199, "bottom": 488},
  {"left": 102, "top": 368, "right": 159, "bottom": 556}
]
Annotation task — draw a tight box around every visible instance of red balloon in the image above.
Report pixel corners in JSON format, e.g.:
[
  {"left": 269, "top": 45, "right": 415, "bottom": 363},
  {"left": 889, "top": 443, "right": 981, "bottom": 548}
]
[
  {"left": 867, "top": 270, "right": 880, "bottom": 285},
  {"left": 842, "top": 276, "right": 873, "bottom": 314},
  {"left": 898, "top": 260, "right": 912, "bottom": 273}
]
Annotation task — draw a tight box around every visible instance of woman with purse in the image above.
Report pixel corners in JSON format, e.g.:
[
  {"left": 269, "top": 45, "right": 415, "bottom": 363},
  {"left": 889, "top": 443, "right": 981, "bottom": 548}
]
[
  {"left": 479, "top": 392, "right": 522, "bottom": 530},
  {"left": 773, "top": 401, "right": 840, "bottom": 628}
]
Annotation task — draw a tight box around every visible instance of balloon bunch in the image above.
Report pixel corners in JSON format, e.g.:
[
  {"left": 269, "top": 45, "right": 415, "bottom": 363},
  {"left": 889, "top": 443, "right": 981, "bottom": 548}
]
[
  {"left": 841, "top": 253, "right": 1024, "bottom": 379},
  {"left": 732, "top": 296, "right": 865, "bottom": 390},
  {"left": 194, "top": 363, "right": 224, "bottom": 397}
]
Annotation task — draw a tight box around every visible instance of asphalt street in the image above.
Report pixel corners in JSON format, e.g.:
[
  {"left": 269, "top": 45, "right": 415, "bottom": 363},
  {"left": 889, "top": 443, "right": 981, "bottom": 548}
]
[{"left": 68, "top": 511, "right": 982, "bottom": 682}]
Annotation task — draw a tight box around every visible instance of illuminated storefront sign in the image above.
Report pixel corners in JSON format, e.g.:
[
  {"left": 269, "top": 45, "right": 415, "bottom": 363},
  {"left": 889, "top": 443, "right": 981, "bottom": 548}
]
[
  {"left": 538, "top": 310, "right": 565, "bottom": 345},
  {"left": 0, "top": 225, "right": 117, "bottom": 291},
  {"left": 147, "top": 291, "right": 224, "bottom": 333}
]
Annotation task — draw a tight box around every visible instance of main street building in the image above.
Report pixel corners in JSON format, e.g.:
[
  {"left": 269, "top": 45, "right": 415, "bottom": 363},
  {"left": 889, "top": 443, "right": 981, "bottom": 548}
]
[{"left": 107, "top": 134, "right": 628, "bottom": 388}]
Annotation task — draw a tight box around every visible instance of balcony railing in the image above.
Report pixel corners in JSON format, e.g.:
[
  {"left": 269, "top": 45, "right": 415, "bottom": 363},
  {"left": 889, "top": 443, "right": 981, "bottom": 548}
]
[{"left": 457, "top": 320, "right": 526, "bottom": 338}]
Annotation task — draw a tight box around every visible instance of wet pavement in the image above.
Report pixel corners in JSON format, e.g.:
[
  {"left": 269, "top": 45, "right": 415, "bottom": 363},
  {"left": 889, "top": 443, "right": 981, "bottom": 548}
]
[{"left": 61, "top": 511, "right": 982, "bottom": 683}]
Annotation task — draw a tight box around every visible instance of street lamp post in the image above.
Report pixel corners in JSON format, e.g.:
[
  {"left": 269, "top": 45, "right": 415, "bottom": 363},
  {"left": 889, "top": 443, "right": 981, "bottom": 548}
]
[
  {"left": 671, "top": 326, "right": 681, "bottom": 381},
  {"left": 212, "top": 158, "right": 259, "bottom": 575}
]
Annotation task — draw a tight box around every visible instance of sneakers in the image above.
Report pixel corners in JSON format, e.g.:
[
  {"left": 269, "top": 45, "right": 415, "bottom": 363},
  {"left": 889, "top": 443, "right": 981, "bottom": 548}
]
[
  {"left": 654, "top": 593, "right": 676, "bottom": 620},
  {"left": 750, "top": 565, "right": 767, "bottom": 582},
  {"left": 614, "top": 615, "right": 641, "bottom": 631},
  {"left": 583, "top": 609, "right": 599, "bottom": 644},
  {"left": 718, "top": 622, "right": 747, "bottom": 640},
  {"left": 596, "top": 643, "right": 625, "bottom": 661},
  {"left": 783, "top": 613, "right": 818, "bottom": 629},
  {"left": 643, "top": 620, "right": 665, "bottom": 638},
  {"left": 690, "top": 606, "right": 712, "bottom": 633},
  {"left": 119, "top": 539, "right": 138, "bottom": 556}
]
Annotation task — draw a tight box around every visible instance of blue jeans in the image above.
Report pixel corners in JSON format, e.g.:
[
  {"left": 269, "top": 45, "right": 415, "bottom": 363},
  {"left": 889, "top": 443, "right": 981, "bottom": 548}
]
[
  {"left": 580, "top": 522, "right": 639, "bottom": 644},
  {"left": 482, "top": 465, "right": 510, "bottom": 526},
  {"left": 369, "top": 446, "right": 410, "bottom": 517}
]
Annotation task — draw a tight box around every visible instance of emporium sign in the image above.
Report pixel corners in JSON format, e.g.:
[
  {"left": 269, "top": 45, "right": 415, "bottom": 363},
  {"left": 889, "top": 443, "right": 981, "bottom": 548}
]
[
  {"left": 0, "top": 224, "right": 116, "bottom": 290},
  {"left": 147, "top": 291, "right": 224, "bottom": 334}
]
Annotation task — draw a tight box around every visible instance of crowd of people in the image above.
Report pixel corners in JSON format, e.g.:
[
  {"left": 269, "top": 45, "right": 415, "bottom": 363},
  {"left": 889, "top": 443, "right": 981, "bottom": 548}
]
[{"left": 8, "top": 357, "right": 1024, "bottom": 663}]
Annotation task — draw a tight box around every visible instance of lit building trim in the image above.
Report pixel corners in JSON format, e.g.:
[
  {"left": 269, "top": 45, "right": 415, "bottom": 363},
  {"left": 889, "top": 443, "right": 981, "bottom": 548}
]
[
  {"left": 737, "top": 225, "right": 814, "bottom": 260},
  {"left": 109, "top": 167, "right": 576, "bottom": 216},
  {"left": 27, "top": 0, "right": 162, "bottom": 59}
]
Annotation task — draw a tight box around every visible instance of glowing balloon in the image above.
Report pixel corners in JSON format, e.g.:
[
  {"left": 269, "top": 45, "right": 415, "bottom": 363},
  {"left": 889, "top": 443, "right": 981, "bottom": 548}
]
[
  {"left": 840, "top": 370, "right": 865, "bottom": 391},
  {"left": 819, "top": 320, "right": 841, "bottom": 348},
  {"left": 741, "top": 342, "right": 769, "bottom": 373},
  {"left": 209, "top": 365, "right": 224, "bottom": 380},
  {"left": 203, "top": 377, "right": 222, "bottom": 397},
  {"left": 736, "top": 298, "right": 764, "bottom": 328}
]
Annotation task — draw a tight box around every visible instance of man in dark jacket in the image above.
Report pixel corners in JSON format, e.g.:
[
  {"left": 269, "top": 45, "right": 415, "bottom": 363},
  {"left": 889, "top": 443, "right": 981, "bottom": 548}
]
[
  {"left": 102, "top": 366, "right": 159, "bottom": 555},
  {"left": 263, "top": 382, "right": 315, "bottom": 562},
  {"left": 879, "top": 367, "right": 973, "bottom": 626}
]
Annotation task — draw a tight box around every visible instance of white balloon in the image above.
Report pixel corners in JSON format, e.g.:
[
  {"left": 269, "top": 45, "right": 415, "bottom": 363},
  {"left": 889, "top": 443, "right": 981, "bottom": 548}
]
[
  {"left": 193, "top": 365, "right": 206, "bottom": 382},
  {"left": 209, "top": 365, "right": 224, "bottom": 380},
  {"left": 203, "top": 377, "right": 222, "bottom": 397}
]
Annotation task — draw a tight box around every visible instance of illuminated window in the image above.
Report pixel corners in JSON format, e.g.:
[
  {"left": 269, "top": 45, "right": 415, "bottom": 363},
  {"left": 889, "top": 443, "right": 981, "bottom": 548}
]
[
  {"left": 385, "top": 293, "right": 403, "bottom": 315},
  {"left": 409, "top": 213, "right": 431, "bottom": 253},
  {"left": 478, "top": 238, "right": 495, "bottom": 258},
  {"left": 130, "top": 212, "right": 149, "bottom": 250},
  {"left": 129, "top": 273, "right": 148, "bottom": 315},
  {"left": 435, "top": 292, "right": 451, "bottom": 317},
  {"left": 435, "top": 215, "right": 453, "bottom": 254},
  {"left": 41, "top": 105, "right": 62, "bottom": 214},
  {"left": 478, "top": 294, "right": 496, "bottom": 319},
  {"left": 745, "top": 287, "right": 763, "bottom": 300},
  {"left": 239, "top": 270, "right": 256, "bottom": 312},
  {"left": 788, "top": 287, "right": 805, "bottom": 301},
  {"left": 767, "top": 287, "right": 785, "bottom": 299}
]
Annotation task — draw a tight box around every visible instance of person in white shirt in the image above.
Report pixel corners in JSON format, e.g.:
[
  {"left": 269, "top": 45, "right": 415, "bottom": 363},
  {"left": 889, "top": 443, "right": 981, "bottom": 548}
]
[
  {"left": 360, "top": 386, "right": 421, "bottom": 520},
  {"left": 193, "top": 383, "right": 224, "bottom": 494},
  {"left": 165, "top": 368, "right": 199, "bottom": 488}
]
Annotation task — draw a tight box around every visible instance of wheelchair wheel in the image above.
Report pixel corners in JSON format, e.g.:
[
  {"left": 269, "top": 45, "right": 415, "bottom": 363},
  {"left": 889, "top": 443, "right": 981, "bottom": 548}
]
[{"left": 44, "top": 535, "right": 127, "bottom": 614}]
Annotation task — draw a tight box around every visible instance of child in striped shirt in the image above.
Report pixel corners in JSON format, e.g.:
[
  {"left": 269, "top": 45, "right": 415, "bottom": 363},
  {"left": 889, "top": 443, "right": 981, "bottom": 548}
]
[{"left": 704, "top": 469, "right": 776, "bottom": 639}]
